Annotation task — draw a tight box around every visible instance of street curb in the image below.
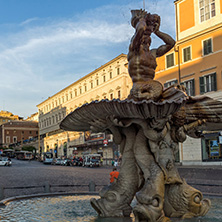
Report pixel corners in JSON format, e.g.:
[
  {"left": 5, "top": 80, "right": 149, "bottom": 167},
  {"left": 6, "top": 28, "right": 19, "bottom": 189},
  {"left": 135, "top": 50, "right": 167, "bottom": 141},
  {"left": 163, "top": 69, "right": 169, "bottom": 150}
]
[
  {"left": 203, "top": 192, "right": 222, "bottom": 197},
  {"left": 0, "top": 191, "right": 99, "bottom": 207}
]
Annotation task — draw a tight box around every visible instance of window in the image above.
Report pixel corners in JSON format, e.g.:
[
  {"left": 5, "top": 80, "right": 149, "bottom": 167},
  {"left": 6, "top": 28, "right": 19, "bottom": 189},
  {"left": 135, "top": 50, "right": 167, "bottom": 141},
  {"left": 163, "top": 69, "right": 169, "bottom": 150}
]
[
  {"left": 117, "top": 67, "right": 120, "bottom": 75},
  {"left": 183, "top": 46, "right": 191, "bottom": 63},
  {"left": 203, "top": 38, "right": 212, "bottom": 56},
  {"left": 110, "top": 93, "right": 113, "bottom": 100},
  {"left": 91, "top": 82, "right": 93, "bottom": 89},
  {"left": 118, "top": 90, "right": 121, "bottom": 99},
  {"left": 199, "top": 73, "right": 217, "bottom": 94},
  {"left": 96, "top": 79, "right": 99, "bottom": 86},
  {"left": 66, "top": 94, "right": 68, "bottom": 101},
  {"left": 199, "top": 0, "right": 215, "bottom": 22},
  {"left": 110, "top": 72, "right": 112, "bottom": 79},
  {"left": 103, "top": 75, "right": 106, "bottom": 82},
  {"left": 164, "top": 80, "right": 178, "bottom": 88},
  {"left": 166, "top": 53, "right": 174, "bottom": 68},
  {"left": 70, "top": 92, "right": 73, "bottom": 99},
  {"left": 80, "top": 88, "right": 82, "bottom": 94},
  {"left": 85, "top": 85, "right": 87, "bottom": 92},
  {"left": 181, "top": 79, "right": 195, "bottom": 96},
  {"left": 6, "top": 136, "right": 10, "bottom": 144},
  {"left": 13, "top": 136, "right": 17, "bottom": 143}
]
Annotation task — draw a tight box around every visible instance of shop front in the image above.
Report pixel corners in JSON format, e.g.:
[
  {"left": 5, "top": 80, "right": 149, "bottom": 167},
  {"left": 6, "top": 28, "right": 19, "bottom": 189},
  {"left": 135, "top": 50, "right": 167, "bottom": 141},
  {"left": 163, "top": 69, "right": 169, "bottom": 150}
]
[{"left": 202, "top": 132, "right": 222, "bottom": 162}]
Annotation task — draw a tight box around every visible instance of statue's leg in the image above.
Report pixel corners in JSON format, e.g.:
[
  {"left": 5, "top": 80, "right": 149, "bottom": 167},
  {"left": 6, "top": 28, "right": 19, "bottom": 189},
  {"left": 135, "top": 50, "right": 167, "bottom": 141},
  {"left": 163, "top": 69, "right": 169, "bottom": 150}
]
[
  {"left": 133, "top": 128, "right": 170, "bottom": 222},
  {"left": 164, "top": 179, "right": 211, "bottom": 219},
  {"left": 90, "top": 126, "right": 140, "bottom": 217}
]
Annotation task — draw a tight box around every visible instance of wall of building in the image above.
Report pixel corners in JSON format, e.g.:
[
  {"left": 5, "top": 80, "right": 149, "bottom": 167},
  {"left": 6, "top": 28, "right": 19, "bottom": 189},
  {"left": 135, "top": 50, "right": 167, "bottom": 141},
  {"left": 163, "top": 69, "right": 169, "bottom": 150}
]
[
  {"left": 155, "top": 0, "right": 222, "bottom": 165},
  {"left": 0, "top": 121, "right": 39, "bottom": 148},
  {"left": 36, "top": 54, "right": 130, "bottom": 162}
]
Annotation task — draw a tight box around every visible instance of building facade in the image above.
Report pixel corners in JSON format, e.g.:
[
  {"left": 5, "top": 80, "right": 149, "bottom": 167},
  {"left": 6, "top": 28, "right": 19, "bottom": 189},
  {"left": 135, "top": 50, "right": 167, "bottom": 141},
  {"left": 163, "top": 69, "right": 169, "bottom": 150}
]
[
  {"left": 37, "top": 54, "right": 131, "bottom": 163},
  {"left": 0, "top": 121, "right": 39, "bottom": 149},
  {"left": 155, "top": 0, "right": 222, "bottom": 165},
  {"left": 0, "top": 110, "right": 22, "bottom": 125}
]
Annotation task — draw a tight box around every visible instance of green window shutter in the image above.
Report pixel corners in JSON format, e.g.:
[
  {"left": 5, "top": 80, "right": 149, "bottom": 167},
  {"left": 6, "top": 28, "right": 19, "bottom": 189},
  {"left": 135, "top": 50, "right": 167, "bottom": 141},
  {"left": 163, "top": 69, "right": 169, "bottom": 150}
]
[
  {"left": 191, "top": 79, "right": 195, "bottom": 96},
  {"left": 212, "top": 73, "right": 217, "bottom": 91},
  {"left": 208, "top": 39, "right": 212, "bottom": 53},
  {"left": 199, "top": 76, "right": 205, "bottom": 94}
]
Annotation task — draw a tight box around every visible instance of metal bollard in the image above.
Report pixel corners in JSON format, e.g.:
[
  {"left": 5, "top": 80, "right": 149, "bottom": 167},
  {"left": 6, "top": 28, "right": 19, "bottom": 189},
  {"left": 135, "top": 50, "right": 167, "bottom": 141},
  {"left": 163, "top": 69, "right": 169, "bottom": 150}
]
[
  {"left": 44, "top": 181, "right": 50, "bottom": 193},
  {"left": 0, "top": 186, "right": 4, "bottom": 200},
  {"left": 89, "top": 181, "right": 96, "bottom": 192}
]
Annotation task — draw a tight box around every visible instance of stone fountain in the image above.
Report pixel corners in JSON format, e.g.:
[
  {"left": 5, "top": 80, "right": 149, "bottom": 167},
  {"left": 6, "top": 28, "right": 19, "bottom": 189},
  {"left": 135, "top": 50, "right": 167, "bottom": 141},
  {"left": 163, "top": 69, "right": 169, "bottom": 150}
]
[{"left": 60, "top": 9, "right": 222, "bottom": 222}]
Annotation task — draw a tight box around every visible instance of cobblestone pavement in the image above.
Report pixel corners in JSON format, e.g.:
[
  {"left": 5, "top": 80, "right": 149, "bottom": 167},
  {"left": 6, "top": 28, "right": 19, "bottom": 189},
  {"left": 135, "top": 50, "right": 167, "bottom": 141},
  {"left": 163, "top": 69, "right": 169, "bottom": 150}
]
[
  {"left": 0, "top": 159, "right": 222, "bottom": 199},
  {"left": 0, "top": 159, "right": 112, "bottom": 198}
]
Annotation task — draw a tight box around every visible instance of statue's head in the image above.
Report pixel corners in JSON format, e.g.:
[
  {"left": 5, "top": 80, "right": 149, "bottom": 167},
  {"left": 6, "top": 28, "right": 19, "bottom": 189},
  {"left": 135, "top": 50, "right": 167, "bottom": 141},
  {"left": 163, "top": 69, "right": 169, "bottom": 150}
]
[
  {"left": 131, "top": 9, "right": 147, "bottom": 28},
  {"left": 146, "top": 13, "right": 160, "bottom": 27}
]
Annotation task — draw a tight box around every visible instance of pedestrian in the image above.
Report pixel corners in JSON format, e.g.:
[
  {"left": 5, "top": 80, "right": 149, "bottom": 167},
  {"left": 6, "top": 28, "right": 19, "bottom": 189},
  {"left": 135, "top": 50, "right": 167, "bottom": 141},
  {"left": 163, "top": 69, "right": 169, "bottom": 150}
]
[
  {"left": 114, "top": 159, "right": 118, "bottom": 167},
  {"left": 111, "top": 159, "right": 114, "bottom": 166},
  {"left": 110, "top": 167, "right": 119, "bottom": 183}
]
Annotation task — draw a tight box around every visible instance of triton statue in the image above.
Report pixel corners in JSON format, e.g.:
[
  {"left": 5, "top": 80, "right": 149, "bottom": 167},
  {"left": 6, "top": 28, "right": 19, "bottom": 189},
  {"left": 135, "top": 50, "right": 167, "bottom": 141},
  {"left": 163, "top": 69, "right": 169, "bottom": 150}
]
[{"left": 60, "top": 9, "right": 222, "bottom": 222}]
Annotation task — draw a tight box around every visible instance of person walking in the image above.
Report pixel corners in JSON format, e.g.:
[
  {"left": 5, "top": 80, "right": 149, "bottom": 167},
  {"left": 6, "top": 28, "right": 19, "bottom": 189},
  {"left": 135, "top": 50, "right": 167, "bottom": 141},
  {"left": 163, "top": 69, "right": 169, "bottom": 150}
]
[{"left": 110, "top": 167, "right": 119, "bottom": 183}]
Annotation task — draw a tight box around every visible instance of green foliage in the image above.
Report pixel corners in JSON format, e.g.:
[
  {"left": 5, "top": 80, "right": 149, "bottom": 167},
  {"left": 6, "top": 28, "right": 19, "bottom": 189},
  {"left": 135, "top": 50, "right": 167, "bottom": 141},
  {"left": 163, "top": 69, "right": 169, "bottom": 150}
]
[{"left": 22, "top": 146, "right": 36, "bottom": 152}]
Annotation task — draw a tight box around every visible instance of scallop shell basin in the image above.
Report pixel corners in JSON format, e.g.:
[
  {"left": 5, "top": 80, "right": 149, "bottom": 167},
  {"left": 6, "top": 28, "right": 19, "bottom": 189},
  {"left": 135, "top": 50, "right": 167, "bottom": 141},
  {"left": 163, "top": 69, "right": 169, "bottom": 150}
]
[{"left": 60, "top": 97, "right": 186, "bottom": 132}]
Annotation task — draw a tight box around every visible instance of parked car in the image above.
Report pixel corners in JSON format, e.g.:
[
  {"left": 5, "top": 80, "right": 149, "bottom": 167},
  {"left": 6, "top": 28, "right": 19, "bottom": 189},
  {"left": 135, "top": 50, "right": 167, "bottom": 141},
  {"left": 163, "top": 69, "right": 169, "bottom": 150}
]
[
  {"left": 52, "top": 158, "right": 62, "bottom": 165},
  {"left": 0, "top": 157, "right": 11, "bottom": 166},
  {"left": 43, "top": 152, "right": 53, "bottom": 164}
]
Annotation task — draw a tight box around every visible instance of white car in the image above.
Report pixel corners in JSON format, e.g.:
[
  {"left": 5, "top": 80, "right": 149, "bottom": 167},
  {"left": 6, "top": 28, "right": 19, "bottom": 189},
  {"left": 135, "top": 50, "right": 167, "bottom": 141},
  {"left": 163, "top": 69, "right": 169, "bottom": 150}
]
[{"left": 0, "top": 157, "right": 11, "bottom": 166}]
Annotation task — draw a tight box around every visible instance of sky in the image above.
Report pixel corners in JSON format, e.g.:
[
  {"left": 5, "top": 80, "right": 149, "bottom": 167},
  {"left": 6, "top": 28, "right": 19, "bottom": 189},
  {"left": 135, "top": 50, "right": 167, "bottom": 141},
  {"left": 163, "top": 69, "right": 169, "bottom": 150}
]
[{"left": 0, "top": 0, "right": 175, "bottom": 118}]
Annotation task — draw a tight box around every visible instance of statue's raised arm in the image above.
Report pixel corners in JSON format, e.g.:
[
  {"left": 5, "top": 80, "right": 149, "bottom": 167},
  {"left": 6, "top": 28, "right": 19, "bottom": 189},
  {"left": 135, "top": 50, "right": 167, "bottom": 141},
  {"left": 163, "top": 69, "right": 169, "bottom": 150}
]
[{"left": 151, "top": 17, "right": 175, "bottom": 57}]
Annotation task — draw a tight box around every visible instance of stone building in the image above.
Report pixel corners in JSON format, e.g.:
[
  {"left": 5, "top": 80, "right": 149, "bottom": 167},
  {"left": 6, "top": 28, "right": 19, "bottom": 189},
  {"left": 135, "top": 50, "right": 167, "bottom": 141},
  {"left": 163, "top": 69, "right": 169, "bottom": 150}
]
[
  {"left": 155, "top": 0, "right": 222, "bottom": 165},
  {"left": 26, "top": 112, "right": 38, "bottom": 122},
  {"left": 0, "top": 121, "right": 39, "bottom": 149},
  {"left": 37, "top": 54, "right": 131, "bottom": 163},
  {"left": 0, "top": 110, "right": 22, "bottom": 125}
]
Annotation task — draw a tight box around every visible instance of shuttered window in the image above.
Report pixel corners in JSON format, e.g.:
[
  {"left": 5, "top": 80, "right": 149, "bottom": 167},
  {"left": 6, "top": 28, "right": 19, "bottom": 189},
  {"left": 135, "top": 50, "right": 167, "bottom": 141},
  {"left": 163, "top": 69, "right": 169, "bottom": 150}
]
[
  {"left": 203, "top": 38, "right": 212, "bottom": 56},
  {"left": 181, "top": 79, "right": 195, "bottom": 96},
  {"left": 166, "top": 53, "right": 174, "bottom": 68},
  {"left": 164, "top": 79, "right": 178, "bottom": 88},
  {"left": 183, "top": 46, "right": 191, "bottom": 62},
  {"left": 199, "top": 73, "right": 217, "bottom": 94}
]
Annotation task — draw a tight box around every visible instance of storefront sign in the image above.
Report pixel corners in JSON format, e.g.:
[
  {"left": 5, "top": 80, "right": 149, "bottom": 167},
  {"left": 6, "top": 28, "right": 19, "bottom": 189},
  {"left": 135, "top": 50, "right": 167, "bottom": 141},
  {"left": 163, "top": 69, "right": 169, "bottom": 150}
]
[{"left": 103, "top": 139, "right": 108, "bottom": 145}]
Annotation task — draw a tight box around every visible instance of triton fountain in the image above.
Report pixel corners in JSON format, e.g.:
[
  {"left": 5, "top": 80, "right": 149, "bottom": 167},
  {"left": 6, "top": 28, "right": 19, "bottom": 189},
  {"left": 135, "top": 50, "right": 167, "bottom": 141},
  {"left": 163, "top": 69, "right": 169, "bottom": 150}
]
[
  {"left": 60, "top": 9, "right": 222, "bottom": 222},
  {"left": 1, "top": 9, "right": 222, "bottom": 222}
]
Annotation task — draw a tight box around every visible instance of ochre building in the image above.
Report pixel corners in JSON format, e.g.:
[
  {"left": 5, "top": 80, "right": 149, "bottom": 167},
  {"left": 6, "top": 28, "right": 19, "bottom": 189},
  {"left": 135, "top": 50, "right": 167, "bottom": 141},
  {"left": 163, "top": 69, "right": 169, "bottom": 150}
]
[{"left": 155, "top": 0, "right": 222, "bottom": 165}]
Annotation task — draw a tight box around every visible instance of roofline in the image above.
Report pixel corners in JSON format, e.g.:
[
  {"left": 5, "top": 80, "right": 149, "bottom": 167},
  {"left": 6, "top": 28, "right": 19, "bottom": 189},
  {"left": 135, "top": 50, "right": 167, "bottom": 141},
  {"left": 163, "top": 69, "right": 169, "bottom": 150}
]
[{"left": 36, "top": 53, "right": 127, "bottom": 107}]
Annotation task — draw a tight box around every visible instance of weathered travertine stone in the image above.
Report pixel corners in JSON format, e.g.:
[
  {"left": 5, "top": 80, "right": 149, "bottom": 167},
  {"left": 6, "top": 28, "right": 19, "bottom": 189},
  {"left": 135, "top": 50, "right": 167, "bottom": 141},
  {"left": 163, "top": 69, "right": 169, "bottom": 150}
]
[{"left": 59, "top": 9, "right": 222, "bottom": 222}]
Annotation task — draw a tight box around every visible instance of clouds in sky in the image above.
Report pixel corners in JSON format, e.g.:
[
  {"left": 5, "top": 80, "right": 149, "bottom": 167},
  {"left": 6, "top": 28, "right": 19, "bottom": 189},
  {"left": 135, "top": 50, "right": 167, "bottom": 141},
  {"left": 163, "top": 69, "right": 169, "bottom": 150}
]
[{"left": 0, "top": 0, "right": 175, "bottom": 118}]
